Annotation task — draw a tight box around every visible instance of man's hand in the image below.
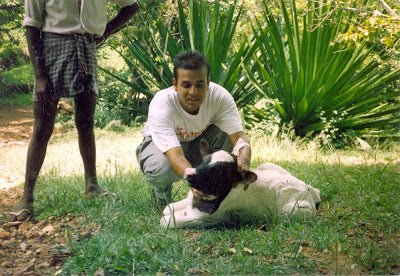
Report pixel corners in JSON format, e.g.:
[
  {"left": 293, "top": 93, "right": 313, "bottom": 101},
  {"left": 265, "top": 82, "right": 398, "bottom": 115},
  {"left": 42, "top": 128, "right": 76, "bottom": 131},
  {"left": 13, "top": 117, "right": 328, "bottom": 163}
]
[
  {"left": 34, "top": 75, "right": 56, "bottom": 104},
  {"left": 26, "top": 26, "right": 56, "bottom": 104},
  {"left": 229, "top": 132, "right": 252, "bottom": 171},
  {"left": 237, "top": 147, "right": 251, "bottom": 171},
  {"left": 238, "top": 159, "right": 250, "bottom": 171},
  {"left": 165, "top": 147, "right": 192, "bottom": 178},
  {"left": 97, "top": 2, "right": 139, "bottom": 47}
]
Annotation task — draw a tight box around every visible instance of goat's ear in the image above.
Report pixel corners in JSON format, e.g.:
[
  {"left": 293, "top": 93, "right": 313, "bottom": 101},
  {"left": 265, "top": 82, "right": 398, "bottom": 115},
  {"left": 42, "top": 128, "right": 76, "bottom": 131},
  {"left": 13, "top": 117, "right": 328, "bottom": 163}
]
[
  {"left": 240, "top": 170, "right": 257, "bottom": 184},
  {"left": 199, "top": 139, "right": 211, "bottom": 156},
  {"left": 241, "top": 170, "right": 257, "bottom": 191},
  {"left": 232, "top": 170, "right": 257, "bottom": 190}
]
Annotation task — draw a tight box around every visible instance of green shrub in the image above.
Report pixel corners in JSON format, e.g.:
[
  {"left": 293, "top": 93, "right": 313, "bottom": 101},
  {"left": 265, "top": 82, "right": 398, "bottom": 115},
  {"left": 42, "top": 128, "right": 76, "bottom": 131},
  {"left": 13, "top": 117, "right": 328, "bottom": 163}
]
[
  {"left": 100, "top": 0, "right": 256, "bottom": 126},
  {"left": 0, "top": 44, "right": 29, "bottom": 70},
  {"left": 0, "top": 93, "right": 32, "bottom": 106},
  {"left": 0, "top": 64, "right": 33, "bottom": 97},
  {"left": 243, "top": 0, "right": 400, "bottom": 142},
  {"left": 95, "top": 71, "right": 149, "bottom": 128}
]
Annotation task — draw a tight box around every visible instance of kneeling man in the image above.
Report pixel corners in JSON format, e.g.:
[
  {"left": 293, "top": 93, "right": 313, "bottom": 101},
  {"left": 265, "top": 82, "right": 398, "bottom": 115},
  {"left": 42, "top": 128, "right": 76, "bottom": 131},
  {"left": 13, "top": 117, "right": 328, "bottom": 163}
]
[{"left": 136, "top": 50, "right": 251, "bottom": 209}]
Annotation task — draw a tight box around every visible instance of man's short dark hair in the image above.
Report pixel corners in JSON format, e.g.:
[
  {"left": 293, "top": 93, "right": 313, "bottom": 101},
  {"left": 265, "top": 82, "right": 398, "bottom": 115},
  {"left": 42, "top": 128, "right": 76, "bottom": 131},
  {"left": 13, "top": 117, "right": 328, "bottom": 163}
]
[{"left": 173, "top": 50, "right": 211, "bottom": 80}]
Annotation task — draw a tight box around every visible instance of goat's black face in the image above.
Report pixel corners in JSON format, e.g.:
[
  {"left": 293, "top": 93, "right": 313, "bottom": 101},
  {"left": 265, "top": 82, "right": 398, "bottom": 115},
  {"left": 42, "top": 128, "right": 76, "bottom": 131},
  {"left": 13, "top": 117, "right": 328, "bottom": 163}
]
[
  {"left": 183, "top": 139, "right": 257, "bottom": 214},
  {"left": 185, "top": 152, "right": 242, "bottom": 196}
]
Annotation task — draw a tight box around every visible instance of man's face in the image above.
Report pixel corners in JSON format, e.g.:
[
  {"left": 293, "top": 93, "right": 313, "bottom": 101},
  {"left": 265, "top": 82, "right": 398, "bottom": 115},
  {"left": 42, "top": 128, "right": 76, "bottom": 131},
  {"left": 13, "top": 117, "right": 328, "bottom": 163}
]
[{"left": 173, "top": 66, "right": 210, "bottom": 115}]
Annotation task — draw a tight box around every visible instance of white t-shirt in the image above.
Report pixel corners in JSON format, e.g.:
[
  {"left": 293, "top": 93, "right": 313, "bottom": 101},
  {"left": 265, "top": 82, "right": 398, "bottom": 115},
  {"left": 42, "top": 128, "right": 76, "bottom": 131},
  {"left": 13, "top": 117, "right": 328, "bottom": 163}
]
[
  {"left": 23, "top": 0, "right": 137, "bottom": 36},
  {"left": 143, "top": 82, "right": 244, "bottom": 153}
]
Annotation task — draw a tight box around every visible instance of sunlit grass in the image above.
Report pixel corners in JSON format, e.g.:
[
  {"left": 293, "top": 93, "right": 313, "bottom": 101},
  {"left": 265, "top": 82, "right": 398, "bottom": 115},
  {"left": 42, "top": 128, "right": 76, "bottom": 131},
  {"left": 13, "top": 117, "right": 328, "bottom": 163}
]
[
  {"left": 2, "top": 128, "right": 143, "bottom": 188},
  {"left": 6, "top": 127, "right": 400, "bottom": 274}
]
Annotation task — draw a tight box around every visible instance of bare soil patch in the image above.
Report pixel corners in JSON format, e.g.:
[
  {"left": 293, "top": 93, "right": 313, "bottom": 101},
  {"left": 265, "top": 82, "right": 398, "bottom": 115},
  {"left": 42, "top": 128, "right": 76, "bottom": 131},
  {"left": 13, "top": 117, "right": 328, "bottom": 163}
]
[
  {"left": 0, "top": 106, "right": 33, "bottom": 190},
  {"left": 0, "top": 105, "right": 33, "bottom": 146}
]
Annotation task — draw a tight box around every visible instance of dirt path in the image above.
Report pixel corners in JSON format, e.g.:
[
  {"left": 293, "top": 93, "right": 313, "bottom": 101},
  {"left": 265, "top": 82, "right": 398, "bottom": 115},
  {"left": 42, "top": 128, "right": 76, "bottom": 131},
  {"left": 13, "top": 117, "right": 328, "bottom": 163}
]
[
  {"left": 0, "top": 104, "right": 33, "bottom": 205},
  {"left": 0, "top": 105, "right": 72, "bottom": 275},
  {"left": 0, "top": 105, "right": 33, "bottom": 145},
  {"left": 0, "top": 105, "right": 33, "bottom": 190}
]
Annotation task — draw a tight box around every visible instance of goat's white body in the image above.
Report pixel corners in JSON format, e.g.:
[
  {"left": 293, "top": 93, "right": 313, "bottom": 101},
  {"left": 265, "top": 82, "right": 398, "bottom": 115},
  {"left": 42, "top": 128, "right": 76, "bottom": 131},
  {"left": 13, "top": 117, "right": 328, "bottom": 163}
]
[{"left": 160, "top": 163, "right": 321, "bottom": 228}]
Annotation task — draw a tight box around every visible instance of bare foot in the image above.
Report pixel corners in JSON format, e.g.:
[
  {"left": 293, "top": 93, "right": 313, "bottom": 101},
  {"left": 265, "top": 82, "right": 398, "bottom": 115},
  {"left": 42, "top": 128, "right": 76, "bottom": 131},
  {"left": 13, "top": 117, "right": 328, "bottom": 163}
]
[
  {"left": 7, "top": 203, "right": 34, "bottom": 222},
  {"left": 84, "top": 185, "right": 113, "bottom": 198}
]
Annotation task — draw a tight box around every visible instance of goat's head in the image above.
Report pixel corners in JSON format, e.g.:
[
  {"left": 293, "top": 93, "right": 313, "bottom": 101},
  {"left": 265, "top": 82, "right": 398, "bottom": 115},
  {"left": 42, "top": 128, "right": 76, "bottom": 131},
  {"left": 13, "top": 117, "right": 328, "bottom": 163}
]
[{"left": 184, "top": 139, "right": 257, "bottom": 213}]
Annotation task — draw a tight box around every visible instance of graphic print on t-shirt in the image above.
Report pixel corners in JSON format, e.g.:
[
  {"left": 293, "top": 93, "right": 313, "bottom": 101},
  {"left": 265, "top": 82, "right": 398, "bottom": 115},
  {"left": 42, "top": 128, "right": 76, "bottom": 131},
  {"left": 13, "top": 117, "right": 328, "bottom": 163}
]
[{"left": 175, "top": 127, "right": 207, "bottom": 142}]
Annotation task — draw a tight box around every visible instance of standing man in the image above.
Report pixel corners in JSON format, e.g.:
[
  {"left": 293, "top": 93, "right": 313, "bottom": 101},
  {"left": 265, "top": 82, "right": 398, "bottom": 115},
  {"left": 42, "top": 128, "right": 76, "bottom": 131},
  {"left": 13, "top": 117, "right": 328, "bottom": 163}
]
[
  {"left": 136, "top": 50, "right": 251, "bottom": 210},
  {"left": 9, "top": 0, "right": 139, "bottom": 222}
]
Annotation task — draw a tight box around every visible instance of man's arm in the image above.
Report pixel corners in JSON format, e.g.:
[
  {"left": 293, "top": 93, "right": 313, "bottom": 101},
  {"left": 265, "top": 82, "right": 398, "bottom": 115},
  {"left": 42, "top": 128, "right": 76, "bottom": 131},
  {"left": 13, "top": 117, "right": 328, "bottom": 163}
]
[
  {"left": 165, "top": 147, "right": 192, "bottom": 178},
  {"left": 25, "top": 26, "right": 52, "bottom": 102},
  {"left": 164, "top": 131, "right": 252, "bottom": 177},
  {"left": 229, "top": 131, "right": 251, "bottom": 170},
  {"left": 96, "top": 2, "right": 139, "bottom": 45}
]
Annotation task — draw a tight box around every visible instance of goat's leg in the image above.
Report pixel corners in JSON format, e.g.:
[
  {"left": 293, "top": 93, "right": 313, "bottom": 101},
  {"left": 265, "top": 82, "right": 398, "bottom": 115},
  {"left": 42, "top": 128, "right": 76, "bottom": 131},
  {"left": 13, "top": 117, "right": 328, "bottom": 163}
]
[
  {"left": 162, "top": 191, "right": 194, "bottom": 216},
  {"left": 282, "top": 200, "right": 315, "bottom": 220},
  {"left": 160, "top": 208, "right": 199, "bottom": 228}
]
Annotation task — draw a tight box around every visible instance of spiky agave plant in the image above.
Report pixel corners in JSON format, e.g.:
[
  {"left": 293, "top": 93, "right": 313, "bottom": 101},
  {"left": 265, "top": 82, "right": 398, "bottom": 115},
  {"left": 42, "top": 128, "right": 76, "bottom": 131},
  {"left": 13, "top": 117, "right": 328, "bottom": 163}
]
[{"left": 243, "top": 0, "right": 400, "bottom": 139}]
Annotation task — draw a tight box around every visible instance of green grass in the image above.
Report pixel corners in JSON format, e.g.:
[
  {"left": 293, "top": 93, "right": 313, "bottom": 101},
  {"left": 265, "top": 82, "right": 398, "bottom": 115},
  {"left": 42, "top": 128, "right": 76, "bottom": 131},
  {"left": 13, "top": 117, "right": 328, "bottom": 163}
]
[{"left": 26, "top": 130, "right": 399, "bottom": 275}]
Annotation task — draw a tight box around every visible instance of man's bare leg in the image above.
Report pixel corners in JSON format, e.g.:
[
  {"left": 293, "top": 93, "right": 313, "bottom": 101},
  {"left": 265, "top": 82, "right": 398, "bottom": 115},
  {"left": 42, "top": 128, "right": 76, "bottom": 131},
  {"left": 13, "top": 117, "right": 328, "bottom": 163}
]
[
  {"left": 10, "top": 99, "right": 58, "bottom": 221},
  {"left": 74, "top": 92, "right": 103, "bottom": 196}
]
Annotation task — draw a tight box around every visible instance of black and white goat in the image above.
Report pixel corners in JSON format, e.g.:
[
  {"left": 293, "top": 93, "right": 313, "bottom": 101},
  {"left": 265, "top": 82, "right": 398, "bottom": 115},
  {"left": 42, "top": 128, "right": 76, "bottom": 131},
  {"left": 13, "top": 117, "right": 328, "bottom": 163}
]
[{"left": 160, "top": 139, "right": 321, "bottom": 228}]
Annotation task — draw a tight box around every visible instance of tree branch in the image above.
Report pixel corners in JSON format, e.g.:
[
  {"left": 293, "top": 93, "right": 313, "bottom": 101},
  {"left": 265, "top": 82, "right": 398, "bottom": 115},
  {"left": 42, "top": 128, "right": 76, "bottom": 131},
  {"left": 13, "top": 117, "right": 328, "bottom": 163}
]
[{"left": 0, "top": 4, "right": 23, "bottom": 11}]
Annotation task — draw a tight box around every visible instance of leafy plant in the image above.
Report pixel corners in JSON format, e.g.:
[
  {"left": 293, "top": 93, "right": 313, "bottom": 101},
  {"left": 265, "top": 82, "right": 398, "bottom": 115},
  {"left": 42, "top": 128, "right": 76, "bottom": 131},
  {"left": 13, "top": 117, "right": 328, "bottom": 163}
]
[
  {"left": 101, "top": 0, "right": 257, "bottom": 112},
  {"left": 95, "top": 71, "right": 148, "bottom": 128},
  {"left": 0, "top": 92, "right": 31, "bottom": 106},
  {"left": 0, "top": 64, "right": 33, "bottom": 97},
  {"left": 0, "top": 44, "right": 29, "bottom": 70},
  {"left": 243, "top": 0, "right": 400, "bottom": 140},
  {"left": 0, "top": 1, "right": 24, "bottom": 47}
]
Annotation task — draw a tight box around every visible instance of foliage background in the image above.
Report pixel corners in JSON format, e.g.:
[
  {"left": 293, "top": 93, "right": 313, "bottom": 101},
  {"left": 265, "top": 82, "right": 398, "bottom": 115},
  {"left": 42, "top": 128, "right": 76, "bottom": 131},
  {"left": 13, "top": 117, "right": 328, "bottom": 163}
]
[
  {"left": 101, "top": 0, "right": 399, "bottom": 144},
  {"left": 0, "top": 0, "right": 399, "bottom": 145}
]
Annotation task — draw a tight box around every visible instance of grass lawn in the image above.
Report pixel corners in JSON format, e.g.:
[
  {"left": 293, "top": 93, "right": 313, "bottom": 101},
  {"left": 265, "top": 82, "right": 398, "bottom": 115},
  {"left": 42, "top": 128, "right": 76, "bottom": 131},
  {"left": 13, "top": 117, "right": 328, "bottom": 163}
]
[{"left": 7, "top": 129, "right": 400, "bottom": 275}]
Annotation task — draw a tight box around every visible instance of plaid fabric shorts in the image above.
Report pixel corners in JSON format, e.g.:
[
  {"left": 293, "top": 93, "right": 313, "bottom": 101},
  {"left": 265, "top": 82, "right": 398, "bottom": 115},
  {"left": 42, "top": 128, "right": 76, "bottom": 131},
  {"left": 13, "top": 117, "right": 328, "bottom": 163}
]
[{"left": 33, "top": 32, "right": 99, "bottom": 101}]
